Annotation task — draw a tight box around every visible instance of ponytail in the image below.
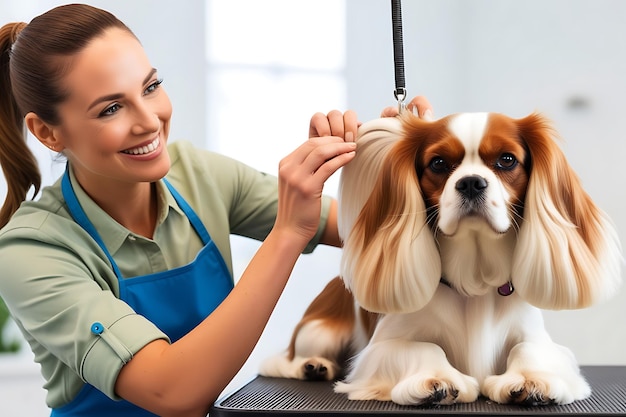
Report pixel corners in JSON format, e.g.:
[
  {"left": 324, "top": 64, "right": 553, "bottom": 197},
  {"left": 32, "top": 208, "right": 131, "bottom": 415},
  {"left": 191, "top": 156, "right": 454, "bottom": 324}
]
[
  {"left": 0, "top": 4, "right": 133, "bottom": 228},
  {"left": 0, "top": 22, "right": 41, "bottom": 228}
]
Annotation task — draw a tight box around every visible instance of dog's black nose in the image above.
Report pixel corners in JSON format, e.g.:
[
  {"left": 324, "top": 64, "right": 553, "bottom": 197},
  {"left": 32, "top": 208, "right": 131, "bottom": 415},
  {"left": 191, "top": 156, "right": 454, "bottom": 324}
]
[{"left": 456, "top": 175, "right": 488, "bottom": 199}]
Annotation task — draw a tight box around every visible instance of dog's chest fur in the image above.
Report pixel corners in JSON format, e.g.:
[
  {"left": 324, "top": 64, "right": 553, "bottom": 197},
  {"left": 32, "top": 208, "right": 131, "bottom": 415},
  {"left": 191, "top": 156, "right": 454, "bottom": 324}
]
[
  {"left": 437, "top": 225, "right": 517, "bottom": 297},
  {"left": 374, "top": 280, "right": 543, "bottom": 384}
]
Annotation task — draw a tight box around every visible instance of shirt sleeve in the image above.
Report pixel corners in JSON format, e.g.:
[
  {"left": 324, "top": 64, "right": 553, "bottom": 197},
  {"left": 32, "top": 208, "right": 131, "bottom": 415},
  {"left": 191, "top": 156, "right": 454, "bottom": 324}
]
[{"left": 0, "top": 213, "right": 168, "bottom": 401}]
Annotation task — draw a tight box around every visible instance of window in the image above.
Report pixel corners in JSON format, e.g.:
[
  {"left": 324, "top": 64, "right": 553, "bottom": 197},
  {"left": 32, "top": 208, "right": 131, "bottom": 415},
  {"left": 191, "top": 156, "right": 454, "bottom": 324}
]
[
  {"left": 206, "top": 0, "right": 347, "bottom": 285},
  {"left": 205, "top": 0, "right": 347, "bottom": 182}
]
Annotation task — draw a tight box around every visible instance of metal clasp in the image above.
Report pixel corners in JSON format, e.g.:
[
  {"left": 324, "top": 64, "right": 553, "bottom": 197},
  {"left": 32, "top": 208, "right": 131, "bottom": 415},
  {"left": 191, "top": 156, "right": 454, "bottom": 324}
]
[{"left": 394, "top": 87, "right": 407, "bottom": 114}]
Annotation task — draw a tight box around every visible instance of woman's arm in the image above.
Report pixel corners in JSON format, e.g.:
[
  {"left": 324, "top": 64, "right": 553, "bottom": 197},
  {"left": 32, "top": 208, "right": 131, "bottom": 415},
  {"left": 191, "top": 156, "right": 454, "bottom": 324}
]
[
  {"left": 114, "top": 116, "right": 357, "bottom": 417},
  {"left": 115, "top": 226, "right": 317, "bottom": 416}
]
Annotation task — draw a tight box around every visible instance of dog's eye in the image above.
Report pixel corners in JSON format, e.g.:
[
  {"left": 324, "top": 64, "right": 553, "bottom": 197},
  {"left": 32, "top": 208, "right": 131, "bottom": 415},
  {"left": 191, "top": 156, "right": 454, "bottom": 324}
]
[
  {"left": 496, "top": 153, "right": 518, "bottom": 170},
  {"left": 429, "top": 157, "right": 449, "bottom": 173}
]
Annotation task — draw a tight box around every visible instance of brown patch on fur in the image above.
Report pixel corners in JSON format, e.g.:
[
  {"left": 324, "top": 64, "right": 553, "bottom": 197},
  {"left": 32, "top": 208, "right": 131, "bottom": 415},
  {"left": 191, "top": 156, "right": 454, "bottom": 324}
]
[
  {"left": 481, "top": 114, "right": 530, "bottom": 217},
  {"left": 287, "top": 277, "right": 356, "bottom": 360},
  {"left": 516, "top": 113, "right": 603, "bottom": 255},
  {"left": 350, "top": 115, "right": 450, "bottom": 301},
  {"left": 516, "top": 113, "right": 607, "bottom": 307}
]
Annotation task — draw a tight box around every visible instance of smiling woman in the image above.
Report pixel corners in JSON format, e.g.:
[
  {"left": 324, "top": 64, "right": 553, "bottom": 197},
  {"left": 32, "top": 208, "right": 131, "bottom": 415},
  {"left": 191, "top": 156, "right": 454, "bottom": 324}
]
[
  {"left": 0, "top": 3, "right": 367, "bottom": 416},
  {"left": 23, "top": 27, "right": 173, "bottom": 237}
]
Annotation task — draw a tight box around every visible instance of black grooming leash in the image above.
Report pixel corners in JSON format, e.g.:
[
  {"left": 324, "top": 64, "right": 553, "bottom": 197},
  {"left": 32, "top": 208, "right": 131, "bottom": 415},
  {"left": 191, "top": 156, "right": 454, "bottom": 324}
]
[{"left": 391, "top": 0, "right": 407, "bottom": 113}]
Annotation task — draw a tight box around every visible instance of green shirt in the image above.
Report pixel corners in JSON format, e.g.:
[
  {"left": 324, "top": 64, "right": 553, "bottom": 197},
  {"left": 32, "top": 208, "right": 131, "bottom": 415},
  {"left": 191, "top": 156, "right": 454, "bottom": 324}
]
[{"left": 0, "top": 140, "right": 331, "bottom": 408}]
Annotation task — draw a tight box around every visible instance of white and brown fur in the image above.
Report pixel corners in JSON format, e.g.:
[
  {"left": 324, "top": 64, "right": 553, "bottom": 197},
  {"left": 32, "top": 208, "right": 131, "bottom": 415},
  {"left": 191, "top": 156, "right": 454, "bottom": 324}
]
[{"left": 261, "top": 112, "right": 622, "bottom": 406}]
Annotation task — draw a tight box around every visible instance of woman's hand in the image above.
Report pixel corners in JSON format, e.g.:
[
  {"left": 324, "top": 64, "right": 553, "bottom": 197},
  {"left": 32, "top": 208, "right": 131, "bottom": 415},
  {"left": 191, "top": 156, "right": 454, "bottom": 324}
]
[
  {"left": 274, "top": 110, "right": 358, "bottom": 247},
  {"left": 316, "top": 96, "right": 435, "bottom": 248}
]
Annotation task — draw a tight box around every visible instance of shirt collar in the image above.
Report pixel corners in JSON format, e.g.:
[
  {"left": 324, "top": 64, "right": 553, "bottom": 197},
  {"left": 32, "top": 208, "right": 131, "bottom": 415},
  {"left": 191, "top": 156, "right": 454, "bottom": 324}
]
[{"left": 67, "top": 167, "right": 184, "bottom": 254}]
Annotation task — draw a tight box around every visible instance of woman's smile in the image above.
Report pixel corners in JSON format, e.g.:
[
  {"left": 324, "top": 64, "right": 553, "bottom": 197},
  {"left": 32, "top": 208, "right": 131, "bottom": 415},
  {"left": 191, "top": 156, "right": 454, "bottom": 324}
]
[{"left": 121, "top": 137, "right": 161, "bottom": 156}]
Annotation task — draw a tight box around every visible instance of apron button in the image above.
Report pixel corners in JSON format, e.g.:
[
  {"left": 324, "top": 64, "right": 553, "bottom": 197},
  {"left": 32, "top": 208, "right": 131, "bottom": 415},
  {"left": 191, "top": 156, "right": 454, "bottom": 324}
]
[{"left": 91, "top": 322, "right": 104, "bottom": 335}]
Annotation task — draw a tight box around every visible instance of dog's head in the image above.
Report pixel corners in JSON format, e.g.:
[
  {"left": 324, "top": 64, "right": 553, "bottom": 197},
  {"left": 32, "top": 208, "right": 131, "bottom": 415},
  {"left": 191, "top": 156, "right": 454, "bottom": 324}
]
[{"left": 339, "top": 112, "right": 622, "bottom": 314}]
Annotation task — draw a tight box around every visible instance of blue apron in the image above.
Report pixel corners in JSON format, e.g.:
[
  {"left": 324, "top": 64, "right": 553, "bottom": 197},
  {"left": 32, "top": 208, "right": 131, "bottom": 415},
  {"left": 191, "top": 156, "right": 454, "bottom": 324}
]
[{"left": 52, "top": 169, "right": 234, "bottom": 416}]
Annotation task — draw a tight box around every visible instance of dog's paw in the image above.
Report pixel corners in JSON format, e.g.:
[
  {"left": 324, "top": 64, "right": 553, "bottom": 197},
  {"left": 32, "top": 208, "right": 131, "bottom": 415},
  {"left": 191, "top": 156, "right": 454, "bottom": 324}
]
[
  {"left": 301, "top": 357, "right": 338, "bottom": 381},
  {"left": 390, "top": 371, "right": 480, "bottom": 405},
  {"left": 482, "top": 370, "right": 591, "bottom": 405},
  {"left": 335, "top": 340, "right": 479, "bottom": 405},
  {"left": 335, "top": 369, "right": 479, "bottom": 405},
  {"left": 259, "top": 354, "right": 339, "bottom": 381}
]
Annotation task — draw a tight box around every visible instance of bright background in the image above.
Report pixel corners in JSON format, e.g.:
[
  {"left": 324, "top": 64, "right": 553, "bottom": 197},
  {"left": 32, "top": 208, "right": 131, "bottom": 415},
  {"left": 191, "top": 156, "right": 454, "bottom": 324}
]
[{"left": 1, "top": 1, "right": 625, "bottom": 416}]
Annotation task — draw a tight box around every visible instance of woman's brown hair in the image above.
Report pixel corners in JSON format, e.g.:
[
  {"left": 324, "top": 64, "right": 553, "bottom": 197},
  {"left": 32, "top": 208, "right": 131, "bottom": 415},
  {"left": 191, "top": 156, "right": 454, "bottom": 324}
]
[{"left": 0, "top": 4, "right": 135, "bottom": 228}]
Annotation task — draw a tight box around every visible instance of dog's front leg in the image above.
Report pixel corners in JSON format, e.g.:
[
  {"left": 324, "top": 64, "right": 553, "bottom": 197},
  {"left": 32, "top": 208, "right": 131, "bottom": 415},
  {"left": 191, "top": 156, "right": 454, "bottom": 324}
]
[
  {"left": 335, "top": 338, "right": 479, "bottom": 405},
  {"left": 482, "top": 341, "right": 591, "bottom": 405}
]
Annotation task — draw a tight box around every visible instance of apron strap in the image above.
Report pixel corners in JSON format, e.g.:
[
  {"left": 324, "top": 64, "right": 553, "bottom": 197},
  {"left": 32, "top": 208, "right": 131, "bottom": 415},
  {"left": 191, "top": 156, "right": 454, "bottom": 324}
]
[
  {"left": 162, "top": 178, "right": 211, "bottom": 246},
  {"left": 61, "top": 167, "right": 124, "bottom": 279}
]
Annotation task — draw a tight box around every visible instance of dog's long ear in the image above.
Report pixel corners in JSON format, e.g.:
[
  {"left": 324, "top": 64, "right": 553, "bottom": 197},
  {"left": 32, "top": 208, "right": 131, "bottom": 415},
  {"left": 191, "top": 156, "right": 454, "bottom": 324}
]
[
  {"left": 338, "top": 115, "right": 441, "bottom": 314},
  {"left": 512, "top": 113, "right": 622, "bottom": 309}
]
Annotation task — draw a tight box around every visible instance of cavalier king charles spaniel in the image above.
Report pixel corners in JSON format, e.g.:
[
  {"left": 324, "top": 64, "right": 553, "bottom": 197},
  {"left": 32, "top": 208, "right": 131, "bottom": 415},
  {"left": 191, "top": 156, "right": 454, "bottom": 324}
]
[{"left": 260, "top": 111, "right": 622, "bottom": 406}]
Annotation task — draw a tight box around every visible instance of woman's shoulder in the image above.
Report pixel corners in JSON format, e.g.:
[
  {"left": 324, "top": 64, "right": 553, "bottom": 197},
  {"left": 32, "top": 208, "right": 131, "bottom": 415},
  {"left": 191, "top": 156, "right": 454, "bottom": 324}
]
[
  {"left": 164, "top": 139, "right": 279, "bottom": 218},
  {"left": 166, "top": 139, "right": 273, "bottom": 188},
  {"left": 167, "top": 139, "right": 247, "bottom": 170},
  {"left": 0, "top": 182, "right": 78, "bottom": 243}
]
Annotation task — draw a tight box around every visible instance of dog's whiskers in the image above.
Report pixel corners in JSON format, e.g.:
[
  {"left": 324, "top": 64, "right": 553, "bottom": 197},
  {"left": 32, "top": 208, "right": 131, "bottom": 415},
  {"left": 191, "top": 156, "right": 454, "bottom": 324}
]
[
  {"left": 425, "top": 206, "right": 441, "bottom": 239},
  {"left": 508, "top": 201, "right": 525, "bottom": 234}
]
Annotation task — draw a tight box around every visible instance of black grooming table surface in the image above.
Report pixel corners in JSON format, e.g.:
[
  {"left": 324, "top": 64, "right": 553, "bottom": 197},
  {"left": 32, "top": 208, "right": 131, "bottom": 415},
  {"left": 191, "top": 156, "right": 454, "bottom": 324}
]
[{"left": 211, "top": 366, "right": 626, "bottom": 416}]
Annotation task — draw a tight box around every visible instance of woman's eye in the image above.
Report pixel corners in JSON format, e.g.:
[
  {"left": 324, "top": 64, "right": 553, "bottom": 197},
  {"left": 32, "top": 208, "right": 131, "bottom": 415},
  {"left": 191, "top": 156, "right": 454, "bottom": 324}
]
[
  {"left": 496, "top": 153, "right": 518, "bottom": 170},
  {"left": 99, "top": 103, "right": 121, "bottom": 117},
  {"left": 429, "top": 157, "right": 449, "bottom": 173},
  {"left": 144, "top": 78, "right": 163, "bottom": 95}
]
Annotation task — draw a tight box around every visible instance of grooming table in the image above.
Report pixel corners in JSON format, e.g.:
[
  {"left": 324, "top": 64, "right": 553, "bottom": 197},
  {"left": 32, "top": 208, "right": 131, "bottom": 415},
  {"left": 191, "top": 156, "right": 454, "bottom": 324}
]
[{"left": 211, "top": 366, "right": 626, "bottom": 416}]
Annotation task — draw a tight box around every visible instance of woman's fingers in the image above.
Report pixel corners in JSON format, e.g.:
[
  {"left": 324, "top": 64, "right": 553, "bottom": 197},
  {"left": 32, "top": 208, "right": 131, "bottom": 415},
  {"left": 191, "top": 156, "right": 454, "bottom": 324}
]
[
  {"left": 309, "top": 110, "right": 360, "bottom": 141},
  {"left": 341, "top": 110, "right": 359, "bottom": 142},
  {"left": 407, "top": 95, "right": 434, "bottom": 119},
  {"left": 282, "top": 137, "right": 356, "bottom": 183}
]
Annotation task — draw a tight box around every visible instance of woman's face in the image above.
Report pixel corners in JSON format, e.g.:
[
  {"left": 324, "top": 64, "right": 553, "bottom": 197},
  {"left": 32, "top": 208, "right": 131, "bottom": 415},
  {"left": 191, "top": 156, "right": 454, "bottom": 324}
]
[{"left": 54, "top": 28, "right": 173, "bottom": 190}]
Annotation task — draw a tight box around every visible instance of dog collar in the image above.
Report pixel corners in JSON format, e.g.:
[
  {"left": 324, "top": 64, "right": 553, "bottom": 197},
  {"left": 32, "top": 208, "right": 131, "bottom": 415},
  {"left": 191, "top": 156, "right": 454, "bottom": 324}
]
[
  {"left": 497, "top": 282, "right": 515, "bottom": 296},
  {"left": 439, "top": 278, "right": 515, "bottom": 296}
]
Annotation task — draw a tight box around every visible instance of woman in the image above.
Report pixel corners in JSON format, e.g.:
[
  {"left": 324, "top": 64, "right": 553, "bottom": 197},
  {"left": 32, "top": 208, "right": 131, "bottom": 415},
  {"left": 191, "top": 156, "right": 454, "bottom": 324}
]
[{"left": 0, "top": 4, "right": 432, "bottom": 416}]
